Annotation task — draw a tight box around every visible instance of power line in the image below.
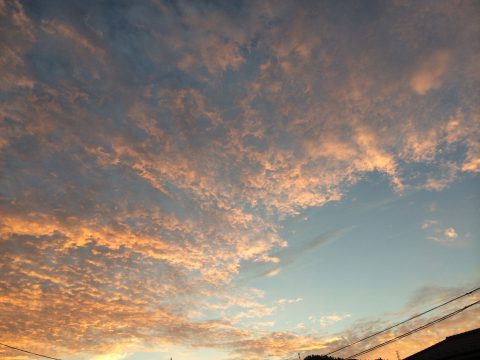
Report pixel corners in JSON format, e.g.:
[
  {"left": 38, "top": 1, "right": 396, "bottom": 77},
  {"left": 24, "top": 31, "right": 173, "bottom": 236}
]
[
  {"left": 323, "top": 286, "right": 480, "bottom": 356},
  {"left": 344, "top": 299, "right": 480, "bottom": 359},
  {"left": 0, "top": 342, "right": 62, "bottom": 360}
]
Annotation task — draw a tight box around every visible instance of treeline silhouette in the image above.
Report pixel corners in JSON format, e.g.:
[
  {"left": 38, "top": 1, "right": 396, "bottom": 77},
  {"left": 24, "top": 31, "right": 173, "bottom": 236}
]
[
  {"left": 304, "top": 356, "right": 384, "bottom": 360},
  {"left": 304, "top": 356, "right": 349, "bottom": 360}
]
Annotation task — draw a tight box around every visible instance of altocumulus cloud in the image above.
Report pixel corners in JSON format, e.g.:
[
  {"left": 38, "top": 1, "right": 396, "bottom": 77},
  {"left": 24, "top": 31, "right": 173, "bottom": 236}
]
[{"left": 0, "top": 0, "right": 479, "bottom": 359}]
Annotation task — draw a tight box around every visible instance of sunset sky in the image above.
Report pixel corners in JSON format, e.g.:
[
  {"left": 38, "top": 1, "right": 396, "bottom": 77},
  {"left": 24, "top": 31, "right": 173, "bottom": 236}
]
[{"left": 1, "top": 1, "right": 479, "bottom": 360}]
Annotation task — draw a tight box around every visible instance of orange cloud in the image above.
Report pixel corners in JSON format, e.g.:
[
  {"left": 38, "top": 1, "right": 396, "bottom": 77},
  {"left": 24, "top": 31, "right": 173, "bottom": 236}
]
[
  {"left": 306, "top": 292, "right": 480, "bottom": 360},
  {"left": 410, "top": 50, "right": 451, "bottom": 95},
  {"left": 1, "top": 1, "right": 479, "bottom": 359}
]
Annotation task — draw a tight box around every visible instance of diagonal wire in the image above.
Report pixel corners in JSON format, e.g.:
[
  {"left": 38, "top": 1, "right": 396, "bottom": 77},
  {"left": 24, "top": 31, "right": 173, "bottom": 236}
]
[
  {"left": 345, "top": 299, "right": 480, "bottom": 359},
  {"left": 323, "top": 286, "right": 479, "bottom": 356},
  {"left": 0, "top": 342, "right": 62, "bottom": 360}
]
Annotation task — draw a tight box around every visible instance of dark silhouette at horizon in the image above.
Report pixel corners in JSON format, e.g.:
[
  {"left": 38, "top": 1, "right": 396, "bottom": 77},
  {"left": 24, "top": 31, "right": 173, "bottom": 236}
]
[{"left": 303, "top": 327, "right": 480, "bottom": 360}]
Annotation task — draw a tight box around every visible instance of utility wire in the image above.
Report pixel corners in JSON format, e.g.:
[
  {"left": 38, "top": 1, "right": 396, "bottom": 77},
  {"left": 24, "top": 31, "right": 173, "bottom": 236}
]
[
  {"left": 345, "top": 299, "right": 480, "bottom": 359},
  {"left": 0, "top": 342, "right": 62, "bottom": 360},
  {"left": 323, "top": 286, "right": 480, "bottom": 356}
]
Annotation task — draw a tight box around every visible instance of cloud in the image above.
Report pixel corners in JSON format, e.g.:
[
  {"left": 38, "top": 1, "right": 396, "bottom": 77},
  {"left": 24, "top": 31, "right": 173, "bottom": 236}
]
[
  {"left": 421, "top": 220, "right": 464, "bottom": 246},
  {"left": 253, "top": 228, "right": 350, "bottom": 278},
  {"left": 421, "top": 219, "right": 438, "bottom": 230},
  {"left": 319, "top": 314, "right": 352, "bottom": 328},
  {"left": 444, "top": 227, "right": 458, "bottom": 240},
  {"left": 0, "top": 1, "right": 479, "bottom": 360},
  {"left": 410, "top": 49, "right": 451, "bottom": 95},
  {"left": 277, "top": 298, "right": 303, "bottom": 305},
  {"left": 305, "top": 285, "right": 480, "bottom": 360},
  {"left": 405, "top": 285, "right": 469, "bottom": 310},
  {"left": 422, "top": 162, "right": 459, "bottom": 191},
  {"left": 308, "top": 314, "right": 352, "bottom": 328},
  {"left": 222, "top": 331, "right": 330, "bottom": 360},
  {"left": 296, "top": 322, "right": 306, "bottom": 330},
  {"left": 264, "top": 267, "right": 283, "bottom": 278},
  {"left": 255, "top": 321, "right": 275, "bottom": 327},
  {"left": 91, "top": 351, "right": 129, "bottom": 360}
]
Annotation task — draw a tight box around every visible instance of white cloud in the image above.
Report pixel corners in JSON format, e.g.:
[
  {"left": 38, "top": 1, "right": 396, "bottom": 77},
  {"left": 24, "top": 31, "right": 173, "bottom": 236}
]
[
  {"left": 309, "top": 313, "right": 352, "bottom": 328},
  {"left": 265, "top": 267, "right": 282, "bottom": 277},
  {"left": 277, "top": 298, "right": 303, "bottom": 305},
  {"left": 424, "top": 223, "right": 462, "bottom": 245},
  {"left": 444, "top": 227, "right": 458, "bottom": 239},
  {"left": 421, "top": 219, "right": 438, "bottom": 230}
]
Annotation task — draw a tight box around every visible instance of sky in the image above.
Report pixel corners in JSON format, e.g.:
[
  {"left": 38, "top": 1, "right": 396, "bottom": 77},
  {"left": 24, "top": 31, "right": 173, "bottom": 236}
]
[{"left": 0, "top": 1, "right": 479, "bottom": 360}]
